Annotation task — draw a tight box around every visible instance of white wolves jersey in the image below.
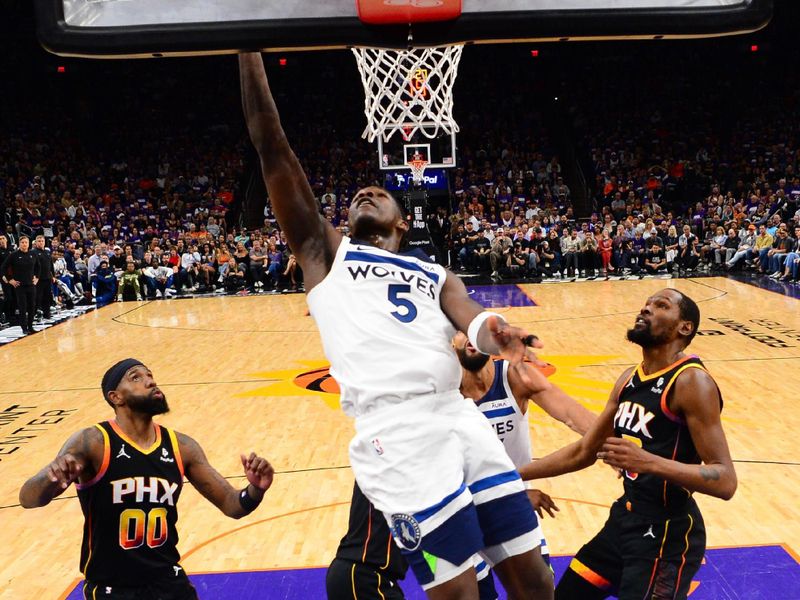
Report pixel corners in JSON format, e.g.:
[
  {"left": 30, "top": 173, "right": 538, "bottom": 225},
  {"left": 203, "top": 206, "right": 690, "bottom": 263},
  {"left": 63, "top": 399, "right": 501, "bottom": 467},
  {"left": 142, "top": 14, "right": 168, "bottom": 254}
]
[
  {"left": 475, "top": 360, "right": 533, "bottom": 470},
  {"left": 306, "top": 237, "right": 461, "bottom": 417}
]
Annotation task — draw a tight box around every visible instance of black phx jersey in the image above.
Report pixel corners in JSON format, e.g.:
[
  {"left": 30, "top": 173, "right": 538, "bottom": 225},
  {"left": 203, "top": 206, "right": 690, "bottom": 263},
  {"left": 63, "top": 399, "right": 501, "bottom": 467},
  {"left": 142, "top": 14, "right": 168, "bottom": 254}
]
[
  {"left": 614, "top": 355, "right": 721, "bottom": 514},
  {"left": 76, "top": 420, "right": 185, "bottom": 586}
]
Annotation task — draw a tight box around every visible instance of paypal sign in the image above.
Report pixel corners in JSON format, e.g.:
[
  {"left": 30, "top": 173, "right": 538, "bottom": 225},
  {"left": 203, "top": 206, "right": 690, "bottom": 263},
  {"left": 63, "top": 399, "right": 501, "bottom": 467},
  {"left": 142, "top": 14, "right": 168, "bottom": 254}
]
[{"left": 384, "top": 168, "right": 449, "bottom": 191}]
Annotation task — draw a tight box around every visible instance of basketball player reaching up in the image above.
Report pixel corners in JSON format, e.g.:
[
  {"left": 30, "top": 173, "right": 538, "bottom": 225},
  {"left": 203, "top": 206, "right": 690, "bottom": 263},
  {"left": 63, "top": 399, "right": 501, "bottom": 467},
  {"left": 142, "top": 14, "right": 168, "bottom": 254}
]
[
  {"left": 519, "top": 290, "right": 737, "bottom": 600},
  {"left": 240, "top": 52, "right": 553, "bottom": 600},
  {"left": 19, "top": 359, "right": 275, "bottom": 600}
]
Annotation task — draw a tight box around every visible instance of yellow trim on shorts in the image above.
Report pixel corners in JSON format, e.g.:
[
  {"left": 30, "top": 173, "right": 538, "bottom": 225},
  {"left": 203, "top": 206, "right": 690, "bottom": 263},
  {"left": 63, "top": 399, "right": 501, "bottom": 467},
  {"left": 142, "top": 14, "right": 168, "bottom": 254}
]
[{"left": 376, "top": 571, "right": 386, "bottom": 600}]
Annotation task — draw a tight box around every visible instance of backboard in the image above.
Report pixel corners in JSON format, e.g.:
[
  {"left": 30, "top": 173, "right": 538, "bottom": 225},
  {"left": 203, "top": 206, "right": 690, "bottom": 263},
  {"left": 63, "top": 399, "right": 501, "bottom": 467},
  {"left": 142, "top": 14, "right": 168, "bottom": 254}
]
[
  {"left": 378, "top": 132, "right": 456, "bottom": 170},
  {"left": 37, "top": 0, "right": 772, "bottom": 59}
]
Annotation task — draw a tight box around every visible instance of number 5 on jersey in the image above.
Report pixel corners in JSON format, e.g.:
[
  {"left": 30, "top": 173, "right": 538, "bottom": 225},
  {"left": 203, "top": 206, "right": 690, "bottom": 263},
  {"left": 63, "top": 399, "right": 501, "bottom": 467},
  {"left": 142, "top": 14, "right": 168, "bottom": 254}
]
[{"left": 388, "top": 284, "right": 417, "bottom": 323}]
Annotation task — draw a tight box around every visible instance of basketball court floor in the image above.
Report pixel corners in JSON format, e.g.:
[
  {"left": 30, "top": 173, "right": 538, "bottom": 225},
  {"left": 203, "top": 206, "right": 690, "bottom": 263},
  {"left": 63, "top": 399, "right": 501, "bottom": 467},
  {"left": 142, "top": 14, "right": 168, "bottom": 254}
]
[{"left": 1, "top": 277, "right": 798, "bottom": 599}]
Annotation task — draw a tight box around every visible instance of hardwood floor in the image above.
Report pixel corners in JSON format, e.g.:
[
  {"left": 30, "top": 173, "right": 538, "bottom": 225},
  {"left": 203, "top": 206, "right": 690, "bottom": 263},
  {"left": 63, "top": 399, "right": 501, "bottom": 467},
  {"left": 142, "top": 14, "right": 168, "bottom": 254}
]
[{"left": 1, "top": 277, "right": 797, "bottom": 598}]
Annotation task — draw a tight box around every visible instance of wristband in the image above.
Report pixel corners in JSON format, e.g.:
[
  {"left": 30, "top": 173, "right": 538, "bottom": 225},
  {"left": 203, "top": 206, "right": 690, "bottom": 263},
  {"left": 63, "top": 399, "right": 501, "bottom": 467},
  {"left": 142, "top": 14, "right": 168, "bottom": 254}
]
[
  {"left": 238, "top": 486, "right": 261, "bottom": 514},
  {"left": 467, "top": 312, "right": 506, "bottom": 355}
]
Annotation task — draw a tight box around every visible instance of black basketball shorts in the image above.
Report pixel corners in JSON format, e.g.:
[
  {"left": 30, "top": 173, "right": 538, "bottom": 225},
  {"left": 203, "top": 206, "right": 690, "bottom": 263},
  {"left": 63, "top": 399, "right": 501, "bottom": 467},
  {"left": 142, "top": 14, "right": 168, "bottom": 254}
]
[{"left": 556, "top": 498, "right": 706, "bottom": 600}]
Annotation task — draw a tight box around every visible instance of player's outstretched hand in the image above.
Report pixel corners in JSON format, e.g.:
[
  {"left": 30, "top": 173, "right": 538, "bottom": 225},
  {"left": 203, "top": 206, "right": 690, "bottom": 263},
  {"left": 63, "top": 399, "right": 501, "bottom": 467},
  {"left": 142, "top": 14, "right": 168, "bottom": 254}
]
[
  {"left": 526, "top": 489, "right": 560, "bottom": 518},
  {"left": 241, "top": 452, "right": 275, "bottom": 492},
  {"left": 487, "top": 315, "right": 536, "bottom": 366},
  {"left": 47, "top": 454, "right": 83, "bottom": 489}
]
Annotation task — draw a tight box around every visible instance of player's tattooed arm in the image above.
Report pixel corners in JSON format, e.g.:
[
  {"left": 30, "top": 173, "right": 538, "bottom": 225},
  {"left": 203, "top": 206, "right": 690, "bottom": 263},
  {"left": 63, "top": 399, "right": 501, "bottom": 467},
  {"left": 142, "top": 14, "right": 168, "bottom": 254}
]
[
  {"left": 19, "top": 426, "right": 102, "bottom": 508},
  {"left": 177, "top": 432, "right": 273, "bottom": 519},
  {"left": 699, "top": 466, "right": 721, "bottom": 481}
]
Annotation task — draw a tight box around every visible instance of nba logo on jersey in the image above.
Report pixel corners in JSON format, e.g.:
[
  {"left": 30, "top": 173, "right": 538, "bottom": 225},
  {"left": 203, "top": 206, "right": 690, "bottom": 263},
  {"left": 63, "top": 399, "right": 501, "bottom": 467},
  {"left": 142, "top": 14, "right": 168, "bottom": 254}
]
[
  {"left": 391, "top": 514, "right": 422, "bottom": 551},
  {"left": 371, "top": 438, "right": 384, "bottom": 455}
]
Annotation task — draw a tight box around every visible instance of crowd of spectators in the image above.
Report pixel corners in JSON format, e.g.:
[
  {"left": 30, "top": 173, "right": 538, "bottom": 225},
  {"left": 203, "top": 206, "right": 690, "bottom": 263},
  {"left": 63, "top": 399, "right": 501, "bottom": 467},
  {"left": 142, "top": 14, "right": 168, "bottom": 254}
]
[
  {"left": 3, "top": 43, "right": 800, "bottom": 331},
  {"left": 439, "top": 48, "right": 800, "bottom": 282},
  {"left": 0, "top": 58, "right": 312, "bottom": 330}
]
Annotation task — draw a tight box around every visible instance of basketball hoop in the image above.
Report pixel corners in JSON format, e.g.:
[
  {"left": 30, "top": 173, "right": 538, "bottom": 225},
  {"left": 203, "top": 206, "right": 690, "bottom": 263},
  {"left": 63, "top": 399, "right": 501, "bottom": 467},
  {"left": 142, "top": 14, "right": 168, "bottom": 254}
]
[
  {"left": 352, "top": 44, "right": 463, "bottom": 143},
  {"left": 408, "top": 157, "right": 429, "bottom": 185}
]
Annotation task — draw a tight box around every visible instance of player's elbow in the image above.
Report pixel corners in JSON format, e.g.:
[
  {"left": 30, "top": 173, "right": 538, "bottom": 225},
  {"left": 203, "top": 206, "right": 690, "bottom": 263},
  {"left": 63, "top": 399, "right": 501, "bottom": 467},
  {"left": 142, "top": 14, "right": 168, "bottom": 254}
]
[
  {"left": 719, "top": 473, "right": 738, "bottom": 501},
  {"left": 18, "top": 487, "right": 41, "bottom": 509},
  {"left": 223, "top": 501, "right": 246, "bottom": 520}
]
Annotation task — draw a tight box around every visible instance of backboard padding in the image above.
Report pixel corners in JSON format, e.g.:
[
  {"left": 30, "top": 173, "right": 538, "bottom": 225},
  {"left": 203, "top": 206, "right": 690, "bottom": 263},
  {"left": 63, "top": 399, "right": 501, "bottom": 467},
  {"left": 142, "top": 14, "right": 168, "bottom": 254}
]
[{"left": 38, "top": 0, "right": 773, "bottom": 58}]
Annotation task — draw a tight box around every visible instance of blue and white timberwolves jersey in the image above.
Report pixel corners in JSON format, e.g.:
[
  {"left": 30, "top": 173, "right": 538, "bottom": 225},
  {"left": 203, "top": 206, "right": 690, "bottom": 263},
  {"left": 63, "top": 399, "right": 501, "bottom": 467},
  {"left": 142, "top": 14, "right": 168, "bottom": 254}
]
[
  {"left": 475, "top": 360, "right": 533, "bottom": 470},
  {"left": 306, "top": 237, "right": 461, "bottom": 417}
]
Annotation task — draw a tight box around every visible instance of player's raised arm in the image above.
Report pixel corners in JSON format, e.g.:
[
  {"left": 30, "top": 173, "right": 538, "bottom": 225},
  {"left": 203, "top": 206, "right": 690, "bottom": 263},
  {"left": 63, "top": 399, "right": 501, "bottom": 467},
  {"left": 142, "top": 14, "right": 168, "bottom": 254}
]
[
  {"left": 599, "top": 367, "right": 737, "bottom": 500},
  {"left": 518, "top": 368, "right": 631, "bottom": 481},
  {"left": 19, "top": 426, "right": 102, "bottom": 508},
  {"left": 238, "top": 52, "right": 340, "bottom": 289},
  {"left": 177, "top": 432, "right": 274, "bottom": 519}
]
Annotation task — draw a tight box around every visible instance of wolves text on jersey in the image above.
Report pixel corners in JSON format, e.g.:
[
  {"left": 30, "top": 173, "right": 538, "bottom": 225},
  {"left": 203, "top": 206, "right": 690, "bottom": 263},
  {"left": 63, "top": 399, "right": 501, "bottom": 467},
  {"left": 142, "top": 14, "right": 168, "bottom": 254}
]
[{"left": 347, "top": 264, "right": 437, "bottom": 300}]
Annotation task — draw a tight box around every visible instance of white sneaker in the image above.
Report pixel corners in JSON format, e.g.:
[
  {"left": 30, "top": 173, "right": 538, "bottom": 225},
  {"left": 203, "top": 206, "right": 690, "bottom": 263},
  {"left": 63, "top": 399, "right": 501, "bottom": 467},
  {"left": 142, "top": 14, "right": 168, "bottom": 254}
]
[{"left": 155, "top": 290, "right": 163, "bottom": 298}]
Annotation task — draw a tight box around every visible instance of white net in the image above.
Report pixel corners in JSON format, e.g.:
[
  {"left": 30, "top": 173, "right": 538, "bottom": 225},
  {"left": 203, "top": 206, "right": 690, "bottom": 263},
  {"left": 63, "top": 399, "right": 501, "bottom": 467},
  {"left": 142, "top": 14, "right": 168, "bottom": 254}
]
[
  {"left": 408, "top": 157, "right": 428, "bottom": 184},
  {"left": 352, "top": 45, "right": 463, "bottom": 143}
]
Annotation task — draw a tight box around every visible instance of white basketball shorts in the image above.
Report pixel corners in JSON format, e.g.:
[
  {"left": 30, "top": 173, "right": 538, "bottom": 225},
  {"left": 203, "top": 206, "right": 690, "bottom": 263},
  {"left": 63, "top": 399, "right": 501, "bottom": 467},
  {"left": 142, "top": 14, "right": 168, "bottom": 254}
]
[{"left": 349, "top": 389, "right": 543, "bottom": 589}]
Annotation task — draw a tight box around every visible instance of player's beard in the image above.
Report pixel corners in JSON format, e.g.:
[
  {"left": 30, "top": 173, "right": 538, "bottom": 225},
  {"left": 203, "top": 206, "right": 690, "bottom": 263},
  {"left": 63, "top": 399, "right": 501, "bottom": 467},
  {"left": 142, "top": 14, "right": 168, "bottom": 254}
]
[
  {"left": 351, "top": 212, "right": 387, "bottom": 241},
  {"left": 455, "top": 346, "right": 491, "bottom": 372},
  {"left": 127, "top": 389, "right": 170, "bottom": 416},
  {"left": 626, "top": 323, "right": 669, "bottom": 349}
]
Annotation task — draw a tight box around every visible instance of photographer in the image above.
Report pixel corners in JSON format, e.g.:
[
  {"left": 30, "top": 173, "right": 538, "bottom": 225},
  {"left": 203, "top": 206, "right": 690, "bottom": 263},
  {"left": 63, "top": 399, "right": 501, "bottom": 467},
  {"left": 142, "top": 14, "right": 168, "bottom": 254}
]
[
  {"left": 489, "top": 227, "right": 512, "bottom": 280},
  {"left": 506, "top": 241, "right": 528, "bottom": 279},
  {"left": 538, "top": 240, "right": 557, "bottom": 278}
]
